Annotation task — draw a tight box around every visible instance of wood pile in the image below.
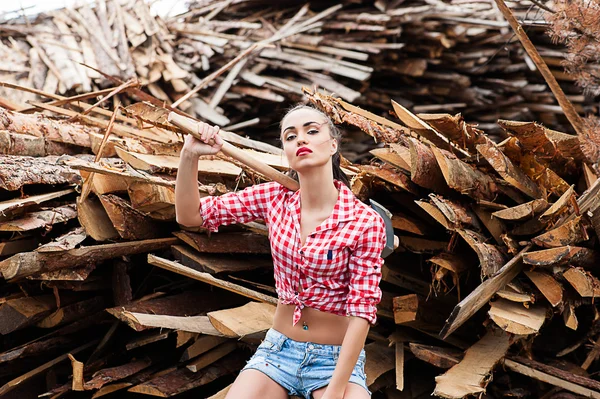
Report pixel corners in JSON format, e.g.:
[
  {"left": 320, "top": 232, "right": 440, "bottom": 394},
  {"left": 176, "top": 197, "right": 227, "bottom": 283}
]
[
  {"left": 0, "top": 0, "right": 597, "bottom": 146},
  {"left": 1, "top": 1, "right": 600, "bottom": 399},
  {"left": 0, "top": 78, "right": 599, "bottom": 398}
]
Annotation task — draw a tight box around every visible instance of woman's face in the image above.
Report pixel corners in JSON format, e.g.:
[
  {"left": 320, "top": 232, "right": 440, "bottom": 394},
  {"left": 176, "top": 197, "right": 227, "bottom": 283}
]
[{"left": 280, "top": 108, "right": 338, "bottom": 173}]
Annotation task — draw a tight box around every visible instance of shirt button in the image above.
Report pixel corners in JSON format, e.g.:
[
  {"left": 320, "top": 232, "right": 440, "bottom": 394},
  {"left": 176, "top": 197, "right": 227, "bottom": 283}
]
[{"left": 294, "top": 291, "right": 298, "bottom": 295}]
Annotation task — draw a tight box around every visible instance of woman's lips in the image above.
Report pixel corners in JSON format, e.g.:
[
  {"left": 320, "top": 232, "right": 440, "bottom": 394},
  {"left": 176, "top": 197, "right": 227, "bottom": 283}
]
[{"left": 296, "top": 147, "right": 312, "bottom": 156}]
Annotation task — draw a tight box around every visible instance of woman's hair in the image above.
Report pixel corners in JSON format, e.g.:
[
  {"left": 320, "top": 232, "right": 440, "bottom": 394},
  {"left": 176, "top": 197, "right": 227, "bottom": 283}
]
[{"left": 280, "top": 104, "right": 351, "bottom": 188}]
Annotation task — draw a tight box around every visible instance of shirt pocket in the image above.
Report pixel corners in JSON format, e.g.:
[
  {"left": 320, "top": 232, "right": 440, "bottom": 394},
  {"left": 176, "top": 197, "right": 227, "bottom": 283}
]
[{"left": 302, "top": 244, "right": 348, "bottom": 279}]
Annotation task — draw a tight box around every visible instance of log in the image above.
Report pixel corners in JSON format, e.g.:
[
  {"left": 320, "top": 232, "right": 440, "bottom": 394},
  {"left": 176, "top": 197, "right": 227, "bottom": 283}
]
[
  {"left": 504, "top": 356, "right": 600, "bottom": 399},
  {"left": 0, "top": 155, "right": 80, "bottom": 190},
  {"left": 407, "top": 137, "right": 448, "bottom": 191},
  {"left": 0, "top": 106, "right": 94, "bottom": 147},
  {"left": 0, "top": 204, "right": 77, "bottom": 232},
  {"left": 0, "top": 237, "right": 178, "bottom": 280},
  {"left": 106, "top": 291, "right": 238, "bottom": 332},
  {"left": 364, "top": 341, "right": 396, "bottom": 387}
]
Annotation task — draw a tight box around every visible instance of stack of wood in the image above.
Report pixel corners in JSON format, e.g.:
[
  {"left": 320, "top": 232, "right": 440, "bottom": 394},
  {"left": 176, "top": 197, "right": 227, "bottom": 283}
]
[
  {"left": 0, "top": 75, "right": 599, "bottom": 398},
  {"left": 0, "top": 0, "right": 597, "bottom": 143}
]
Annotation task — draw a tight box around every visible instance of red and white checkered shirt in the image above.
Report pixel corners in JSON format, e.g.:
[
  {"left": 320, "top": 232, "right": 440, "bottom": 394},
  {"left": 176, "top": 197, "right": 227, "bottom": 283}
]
[{"left": 198, "top": 179, "right": 386, "bottom": 326}]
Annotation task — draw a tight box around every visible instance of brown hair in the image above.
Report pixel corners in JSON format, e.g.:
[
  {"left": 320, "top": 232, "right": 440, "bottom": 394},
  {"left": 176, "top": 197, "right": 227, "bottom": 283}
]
[{"left": 280, "top": 104, "right": 351, "bottom": 188}]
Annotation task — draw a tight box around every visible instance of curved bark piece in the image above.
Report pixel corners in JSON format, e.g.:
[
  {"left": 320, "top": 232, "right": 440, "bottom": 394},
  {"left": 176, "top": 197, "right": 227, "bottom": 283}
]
[
  {"left": 431, "top": 146, "right": 497, "bottom": 201},
  {"left": 408, "top": 137, "right": 448, "bottom": 191},
  {"left": 523, "top": 246, "right": 600, "bottom": 269},
  {"left": 532, "top": 216, "right": 589, "bottom": 248},
  {"left": 476, "top": 137, "right": 542, "bottom": 199},
  {"left": 492, "top": 199, "right": 548, "bottom": 222}
]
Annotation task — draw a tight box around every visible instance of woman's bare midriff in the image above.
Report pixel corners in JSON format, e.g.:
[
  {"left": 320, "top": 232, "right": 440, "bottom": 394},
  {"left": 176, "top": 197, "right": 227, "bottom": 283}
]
[{"left": 272, "top": 300, "right": 350, "bottom": 345}]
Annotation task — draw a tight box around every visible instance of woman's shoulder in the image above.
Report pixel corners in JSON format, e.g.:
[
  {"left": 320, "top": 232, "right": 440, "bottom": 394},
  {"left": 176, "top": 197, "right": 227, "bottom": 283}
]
[{"left": 352, "top": 197, "right": 386, "bottom": 231}]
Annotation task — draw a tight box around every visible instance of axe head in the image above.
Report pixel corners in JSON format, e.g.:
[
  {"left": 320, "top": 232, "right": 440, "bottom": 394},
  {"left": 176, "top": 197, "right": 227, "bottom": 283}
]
[{"left": 369, "top": 199, "right": 395, "bottom": 259}]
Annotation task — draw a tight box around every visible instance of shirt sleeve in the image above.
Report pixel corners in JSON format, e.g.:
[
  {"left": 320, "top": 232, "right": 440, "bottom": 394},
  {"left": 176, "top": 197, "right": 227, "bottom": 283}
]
[
  {"left": 198, "top": 181, "right": 282, "bottom": 232},
  {"left": 346, "top": 214, "right": 386, "bottom": 325}
]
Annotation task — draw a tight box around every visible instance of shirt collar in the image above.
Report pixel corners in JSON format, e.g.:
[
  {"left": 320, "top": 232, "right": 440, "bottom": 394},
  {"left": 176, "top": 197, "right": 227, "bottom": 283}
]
[{"left": 288, "top": 179, "right": 356, "bottom": 231}]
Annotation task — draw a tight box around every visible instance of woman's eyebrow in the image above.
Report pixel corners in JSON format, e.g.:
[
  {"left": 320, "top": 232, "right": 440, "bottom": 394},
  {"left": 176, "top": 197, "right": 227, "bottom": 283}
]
[{"left": 283, "top": 121, "right": 321, "bottom": 133}]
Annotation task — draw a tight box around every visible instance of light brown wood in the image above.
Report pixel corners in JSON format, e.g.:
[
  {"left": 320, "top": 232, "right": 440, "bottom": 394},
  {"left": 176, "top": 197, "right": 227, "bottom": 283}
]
[
  {"left": 488, "top": 299, "right": 546, "bottom": 335},
  {"left": 207, "top": 302, "right": 276, "bottom": 338},
  {"left": 186, "top": 341, "right": 237, "bottom": 372},
  {"left": 434, "top": 329, "right": 512, "bottom": 398}
]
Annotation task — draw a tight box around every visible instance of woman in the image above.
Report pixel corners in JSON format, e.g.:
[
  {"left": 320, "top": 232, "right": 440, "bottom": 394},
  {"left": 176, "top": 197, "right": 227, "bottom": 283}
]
[{"left": 175, "top": 105, "right": 386, "bottom": 399}]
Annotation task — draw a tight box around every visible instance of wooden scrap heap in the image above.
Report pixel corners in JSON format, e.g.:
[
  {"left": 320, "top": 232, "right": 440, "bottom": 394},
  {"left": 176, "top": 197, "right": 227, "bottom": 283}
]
[{"left": 0, "top": 1, "right": 599, "bottom": 399}]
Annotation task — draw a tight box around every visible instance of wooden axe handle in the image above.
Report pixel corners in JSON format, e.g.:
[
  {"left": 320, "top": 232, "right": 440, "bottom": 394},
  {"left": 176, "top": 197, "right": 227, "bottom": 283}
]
[{"left": 168, "top": 112, "right": 300, "bottom": 191}]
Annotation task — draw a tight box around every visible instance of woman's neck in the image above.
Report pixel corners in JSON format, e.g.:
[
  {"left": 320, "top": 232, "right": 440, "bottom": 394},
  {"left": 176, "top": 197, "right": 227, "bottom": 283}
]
[{"left": 297, "top": 168, "right": 339, "bottom": 211}]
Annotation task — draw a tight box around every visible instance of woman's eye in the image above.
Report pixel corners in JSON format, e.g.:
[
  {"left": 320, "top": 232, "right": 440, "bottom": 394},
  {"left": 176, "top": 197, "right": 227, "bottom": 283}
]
[
  {"left": 308, "top": 129, "right": 318, "bottom": 134},
  {"left": 285, "top": 134, "right": 296, "bottom": 141}
]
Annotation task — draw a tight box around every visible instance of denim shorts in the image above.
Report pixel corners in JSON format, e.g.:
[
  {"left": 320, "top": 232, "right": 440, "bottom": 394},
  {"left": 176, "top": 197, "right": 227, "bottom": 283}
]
[{"left": 240, "top": 328, "right": 371, "bottom": 398}]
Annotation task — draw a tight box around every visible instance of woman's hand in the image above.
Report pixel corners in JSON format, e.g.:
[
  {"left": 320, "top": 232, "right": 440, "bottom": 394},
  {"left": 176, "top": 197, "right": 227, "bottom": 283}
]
[{"left": 181, "top": 123, "right": 224, "bottom": 157}]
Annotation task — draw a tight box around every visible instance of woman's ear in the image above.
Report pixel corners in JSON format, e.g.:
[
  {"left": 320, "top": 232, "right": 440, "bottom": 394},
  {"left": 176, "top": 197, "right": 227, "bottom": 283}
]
[{"left": 330, "top": 138, "right": 338, "bottom": 155}]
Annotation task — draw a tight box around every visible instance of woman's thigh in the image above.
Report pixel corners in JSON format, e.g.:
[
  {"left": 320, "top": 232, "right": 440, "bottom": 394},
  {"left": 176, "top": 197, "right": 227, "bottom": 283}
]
[
  {"left": 225, "top": 369, "right": 289, "bottom": 399},
  {"left": 311, "top": 382, "right": 370, "bottom": 399}
]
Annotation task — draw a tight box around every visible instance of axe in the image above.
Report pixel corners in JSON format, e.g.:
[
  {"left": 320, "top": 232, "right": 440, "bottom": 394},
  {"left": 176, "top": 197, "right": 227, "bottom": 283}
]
[{"left": 167, "top": 111, "right": 398, "bottom": 258}]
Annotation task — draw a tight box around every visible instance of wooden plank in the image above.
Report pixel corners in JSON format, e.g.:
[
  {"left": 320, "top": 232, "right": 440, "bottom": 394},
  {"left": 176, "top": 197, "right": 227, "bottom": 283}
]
[
  {"left": 504, "top": 357, "right": 600, "bottom": 399},
  {"left": 434, "top": 329, "right": 512, "bottom": 398},
  {"left": 172, "top": 245, "right": 271, "bottom": 274},
  {"left": 180, "top": 335, "right": 228, "bottom": 362},
  {"left": 0, "top": 204, "right": 77, "bottom": 232},
  {"left": 207, "top": 302, "right": 276, "bottom": 338},
  {"left": 524, "top": 270, "right": 563, "bottom": 307},
  {"left": 173, "top": 231, "right": 271, "bottom": 254},
  {"left": 186, "top": 341, "right": 238, "bottom": 372},
  {"left": 147, "top": 255, "right": 278, "bottom": 305},
  {"left": 0, "top": 188, "right": 74, "bottom": 221}
]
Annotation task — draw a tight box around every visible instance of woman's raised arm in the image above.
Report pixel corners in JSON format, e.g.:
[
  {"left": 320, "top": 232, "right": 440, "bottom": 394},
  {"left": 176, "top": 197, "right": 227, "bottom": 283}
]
[{"left": 175, "top": 125, "right": 223, "bottom": 227}]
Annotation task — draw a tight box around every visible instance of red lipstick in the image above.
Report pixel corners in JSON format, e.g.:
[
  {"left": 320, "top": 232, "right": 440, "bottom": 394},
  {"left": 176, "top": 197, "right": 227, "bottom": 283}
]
[{"left": 296, "top": 147, "right": 312, "bottom": 156}]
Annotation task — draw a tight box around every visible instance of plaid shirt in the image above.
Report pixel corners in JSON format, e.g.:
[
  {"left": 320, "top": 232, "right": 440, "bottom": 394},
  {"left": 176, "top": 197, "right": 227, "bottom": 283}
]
[{"left": 199, "top": 179, "right": 386, "bottom": 326}]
